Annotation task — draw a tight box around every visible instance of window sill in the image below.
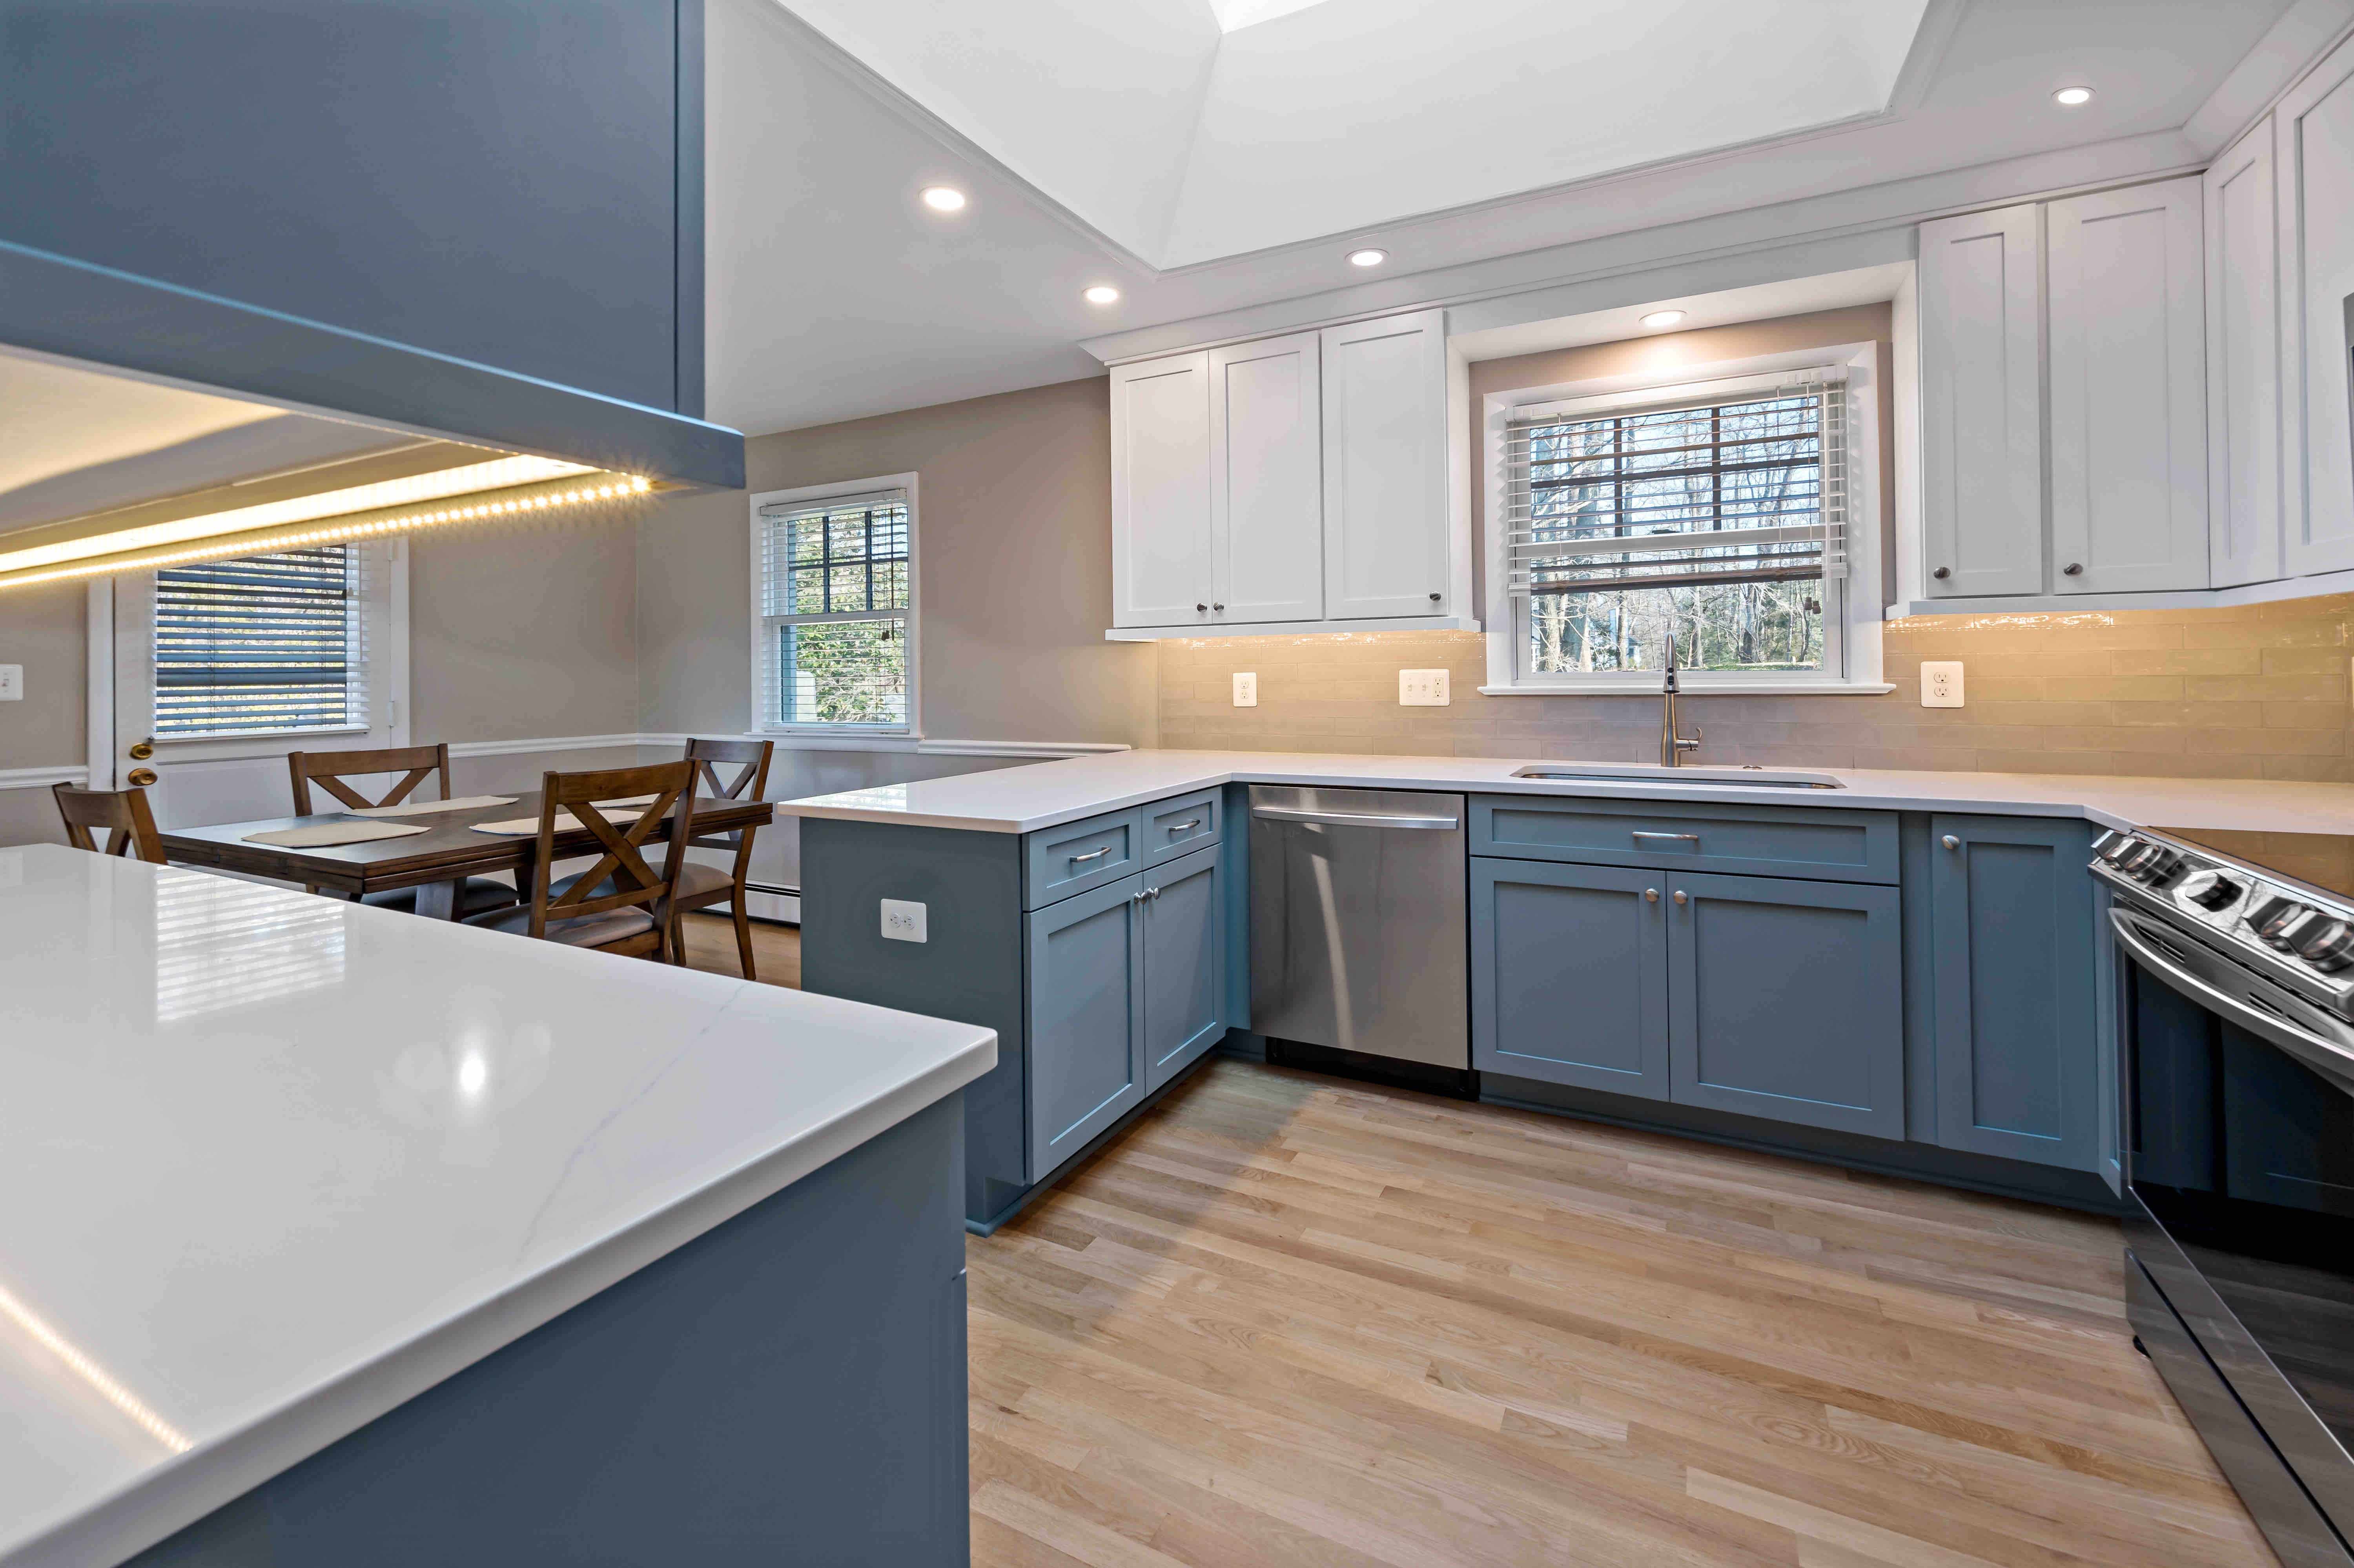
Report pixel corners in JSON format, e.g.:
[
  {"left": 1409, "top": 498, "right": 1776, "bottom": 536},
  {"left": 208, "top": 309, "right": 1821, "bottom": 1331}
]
[
  {"left": 754, "top": 730, "right": 920, "bottom": 752},
  {"left": 1478, "top": 681, "right": 1896, "bottom": 697}
]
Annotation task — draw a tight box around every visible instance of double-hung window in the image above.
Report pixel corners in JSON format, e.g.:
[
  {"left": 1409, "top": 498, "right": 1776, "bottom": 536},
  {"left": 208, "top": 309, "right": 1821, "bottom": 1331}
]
[
  {"left": 1493, "top": 351, "right": 1881, "bottom": 692},
  {"left": 753, "top": 479, "right": 916, "bottom": 734},
  {"left": 153, "top": 543, "right": 372, "bottom": 738}
]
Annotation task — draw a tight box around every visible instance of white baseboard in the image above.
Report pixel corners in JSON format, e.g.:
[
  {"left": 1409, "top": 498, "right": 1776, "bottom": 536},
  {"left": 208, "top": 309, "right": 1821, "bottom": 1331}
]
[
  {"left": 745, "top": 885, "right": 800, "bottom": 923},
  {"left": 0, "top": 764, "right": 90, "bottom": 790}
]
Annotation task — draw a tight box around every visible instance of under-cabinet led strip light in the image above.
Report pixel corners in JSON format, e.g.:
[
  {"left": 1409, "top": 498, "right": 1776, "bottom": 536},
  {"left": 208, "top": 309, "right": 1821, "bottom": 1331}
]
[{"left": 0, "top": 473, "right": 654, "bottom": 591}]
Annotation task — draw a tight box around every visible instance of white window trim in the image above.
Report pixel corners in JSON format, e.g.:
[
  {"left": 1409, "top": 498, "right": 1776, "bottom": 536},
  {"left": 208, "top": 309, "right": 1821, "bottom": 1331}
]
[
  {"left": 1479, "top": 342, "right": 1889, "bottom": 696},
  {"left": 747, "top": 471, "right": 921, "bottom": 740}
]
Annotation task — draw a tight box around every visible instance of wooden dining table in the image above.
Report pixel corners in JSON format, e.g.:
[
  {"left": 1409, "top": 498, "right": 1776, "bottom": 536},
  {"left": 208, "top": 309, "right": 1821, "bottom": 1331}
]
[{"left": 160, "top": 792, "right": 774, "bottom": 919}]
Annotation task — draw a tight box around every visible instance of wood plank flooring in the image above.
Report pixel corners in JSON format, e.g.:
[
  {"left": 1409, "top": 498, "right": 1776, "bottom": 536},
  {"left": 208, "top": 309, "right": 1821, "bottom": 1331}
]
[
  {"left": 966, "top": 1061, "right": 2278, "bottom": 1568},
  {"left": 675, "top": 909, "right": 800, "bottom": 987},
  {"left": 725, "top": 923, "right": 2272, "bottom": 1566}
]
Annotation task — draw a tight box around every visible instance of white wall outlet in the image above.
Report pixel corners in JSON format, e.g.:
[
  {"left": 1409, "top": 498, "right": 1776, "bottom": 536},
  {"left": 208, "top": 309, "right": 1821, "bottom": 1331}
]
[
  {"left": 1920, "top": 661, "right": 1964, "bottom": 708},
  {"left": 1232, "top": 671, "right": 1258, "bottom": 707},
  {"left": 1399, "top": 668, "right": 1450, "bottom": 706},
  {"left": 0, "top": 665, "right": 20, "bottom": 702},
  {"left": 880, "top": 898, "right": 928, "bottom": 943}
]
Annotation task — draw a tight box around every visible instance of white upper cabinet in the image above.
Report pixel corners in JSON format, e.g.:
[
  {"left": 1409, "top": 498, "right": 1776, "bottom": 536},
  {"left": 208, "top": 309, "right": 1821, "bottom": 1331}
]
[
  {"left": 1108, "top": 308, "right": 1453, "bottom": 634},
  {"left": 1110, "top": 353, "right": 1214, "bottom": 629},
  {"left": 2046, "top": 177, "right": 2209, "bottom": 594},
  {"left": 2205, "top": 120, "right": 2284, "bottom": 588},
  {"left": 1210, "top": 331, "right": 1323, "bottom": 624},
  {"left": 1918, "top": 204, "right": 2044, "bottom": 598},
  {"left": 1321, "top": 310, "right": 1450, "bottom": 619},
  {"left": 2279, "top": 35, "right": 2354, "bottom": 578}
]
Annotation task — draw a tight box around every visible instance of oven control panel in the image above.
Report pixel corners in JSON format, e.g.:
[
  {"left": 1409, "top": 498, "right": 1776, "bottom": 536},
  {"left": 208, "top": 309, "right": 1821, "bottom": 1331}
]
[{"left": 2092, "top": 830, "right": 2354, "bottom": 1013}]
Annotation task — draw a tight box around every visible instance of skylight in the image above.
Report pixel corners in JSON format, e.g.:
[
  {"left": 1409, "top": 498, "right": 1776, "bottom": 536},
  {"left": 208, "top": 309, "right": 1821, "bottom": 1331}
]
[{"left": 1206, "top": 0, "right": 1336, "bottom": 33}]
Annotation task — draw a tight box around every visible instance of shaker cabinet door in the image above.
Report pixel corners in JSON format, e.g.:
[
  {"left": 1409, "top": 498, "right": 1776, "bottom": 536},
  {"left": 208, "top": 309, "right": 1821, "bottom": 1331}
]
[
  {"left": 1321, "top": 310, "right": 1449, "bottom": 619},
  {"left": 2047, "top": 177, "right": 2209, "bottom": 594},
  {"left": 1026, "top": 876, "right": 1146, "bottom": 1182},
  {"left": 1110, "top": 353, "right": 1215, "bottom": 628},
  {"left": 1142, "top": 846, "right": 1226, "bottom": 1092},
  {"left": 1212, "top": 332, "right": 1324, "bottom": 625},
  {"left": 2205, "top": 120, "right": 2285, "bottom": 588},
  {"left": 2277, "top": 36, "right": 2354, "bottom": 577},
  {"left": 1918, "top": 204, "right": 2044, "bottom": 597},
  {"left": 1470, "top": 858, "right": 1670, "bottom": 1100}
]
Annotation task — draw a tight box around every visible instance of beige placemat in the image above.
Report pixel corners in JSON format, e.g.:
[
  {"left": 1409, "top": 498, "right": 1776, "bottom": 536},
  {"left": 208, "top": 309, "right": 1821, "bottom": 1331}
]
[
  {"left": 244, "top": 821, "right": 434, "bottom": 848},
  {"left": 346, "top": 794, "right": 518, "bottom": 818},
  {"left": 470, "top": 807, "right": 649, "bottom": 836}
]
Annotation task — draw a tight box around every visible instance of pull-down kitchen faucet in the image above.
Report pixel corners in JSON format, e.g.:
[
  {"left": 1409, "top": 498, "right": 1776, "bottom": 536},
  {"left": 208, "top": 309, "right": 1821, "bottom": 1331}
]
[{"left": 1660, "top": 630, "right": 1702, "bottom": 767}]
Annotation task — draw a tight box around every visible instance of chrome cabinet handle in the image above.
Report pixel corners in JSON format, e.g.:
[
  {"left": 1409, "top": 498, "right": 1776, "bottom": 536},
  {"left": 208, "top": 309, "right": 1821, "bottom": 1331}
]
[
  {"left": 1643, "top": 888, "right": 1660, "bottom": 903},
  {"left": 1942, "top": 834, "right": 1960, "bottom": 850},
  {"left": 1672, "top": 890, "right": 1689, "bottom": 905},
  {"left": 1165, "top": 819, "right": 1202, "bottom": 833},
  {"left": 1632, "top": 831, "right": 1700, "bottom": 845},
  {"left": 1069, "top": 846, "right": 1111, "bottom": 864}
]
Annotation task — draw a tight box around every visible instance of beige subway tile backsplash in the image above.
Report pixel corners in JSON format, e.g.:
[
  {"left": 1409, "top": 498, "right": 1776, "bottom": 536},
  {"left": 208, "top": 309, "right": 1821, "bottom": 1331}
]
[{"left": 1153, "top": 595, "right": 2354, "bottom": 782}]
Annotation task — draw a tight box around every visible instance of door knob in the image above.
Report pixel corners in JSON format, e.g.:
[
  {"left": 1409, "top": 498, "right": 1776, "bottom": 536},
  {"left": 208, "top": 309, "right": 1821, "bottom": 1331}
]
[
  {"left": 128, "top": 739, "right": 155, "bottom": 760},
  {"left": 1942, "top": 834, "right": 1960, "bottom": 850},
  {"left": 127, "top": 768, "right": 159, "bottom": 788}
]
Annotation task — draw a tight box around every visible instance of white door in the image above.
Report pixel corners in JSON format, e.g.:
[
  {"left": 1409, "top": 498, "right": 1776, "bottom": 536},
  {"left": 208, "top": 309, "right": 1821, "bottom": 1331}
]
[
  {"left": 2278, "top": 35, "right": 2354, "bottom": 577},
  {"left": 107, "top": 541, "right": 405, "bottom": 832},
  {"left": 1918, "top": 204, "right": 2044, "bottom": 598},
  {"left": 1210, "top": 331, "right": 1323, "bottom": 625},
  {"left": 2205, "top": 119, "right": 2284, "bottom": 588},
  {"left": 1109, "top": 353, "right": 1215, "bottom": 629},
  {"left": 2047, "top": 177, "right": 2209, "bottom": 595},
  {"left": 1321, "top": 310, "right": 1449, "bottom": 620}
]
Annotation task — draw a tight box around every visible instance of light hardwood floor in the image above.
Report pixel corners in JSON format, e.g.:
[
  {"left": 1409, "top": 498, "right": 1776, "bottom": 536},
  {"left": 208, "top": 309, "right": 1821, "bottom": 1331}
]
[
  {"left": 675, "top": 910, "right": 801, "bottom": 988},
  {"left": 726, "top": 923, "right": 2275, "bottom": 1566}
]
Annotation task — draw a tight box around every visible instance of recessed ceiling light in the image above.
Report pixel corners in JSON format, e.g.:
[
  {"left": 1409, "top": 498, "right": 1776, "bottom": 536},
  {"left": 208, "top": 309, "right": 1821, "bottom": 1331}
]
[
  {"left": 1347, "top": 248, "right": 1388, "bottom": 268},
  {"left": 920, "top": 186, "right": 967, "bottom": 212},
  {"left": 2053, "top": 86, "right": 2094, "bottom": 107},
  {"left": 1641, "top": 310, "right": 1687, "bottom": 330},
  {"left": 1083, "top": 285, "right": 1121, "bottom": 305}
]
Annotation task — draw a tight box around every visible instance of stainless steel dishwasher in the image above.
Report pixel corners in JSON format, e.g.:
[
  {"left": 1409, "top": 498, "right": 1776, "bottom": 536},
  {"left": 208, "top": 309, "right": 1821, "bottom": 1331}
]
[{"left": 1249, "top": 785, "right": 1468, "bottom": 1072}]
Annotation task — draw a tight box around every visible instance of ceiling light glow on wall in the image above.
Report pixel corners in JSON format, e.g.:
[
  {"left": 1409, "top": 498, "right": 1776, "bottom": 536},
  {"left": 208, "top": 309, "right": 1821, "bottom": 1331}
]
[
  {"left": 1083, "top": 286, "right": 1121, "bottom": 305},
  {"left": 920, "top": 186, "right": 967, "bottom": 212},
  {"left": 1640, "top": 310, "right": 1687, "bottom": 329},
  {"left": 1347, "top": 248, "right": 1388, "bottom": 268},
  {"left": 2053, "top": 86, "right": 2094, "bottom": 106}
]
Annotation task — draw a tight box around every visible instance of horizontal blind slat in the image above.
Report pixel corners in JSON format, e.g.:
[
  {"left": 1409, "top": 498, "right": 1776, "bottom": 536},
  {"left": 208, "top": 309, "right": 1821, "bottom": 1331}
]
[{"left": 153, "top": 545, "right": 362, "bottom": 738}]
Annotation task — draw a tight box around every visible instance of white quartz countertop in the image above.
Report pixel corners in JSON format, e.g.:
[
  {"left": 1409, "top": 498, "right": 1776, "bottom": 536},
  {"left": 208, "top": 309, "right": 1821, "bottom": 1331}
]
[
  {"left": 774, "top": 748, "right": 2354, "bottom": 836},
  {"left": 0, "top": 845, "right": 995, "bottom": 1568}
]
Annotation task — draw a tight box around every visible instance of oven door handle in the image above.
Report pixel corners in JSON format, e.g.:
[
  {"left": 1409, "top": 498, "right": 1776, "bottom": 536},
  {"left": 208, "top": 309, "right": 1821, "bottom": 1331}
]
[{"left": 2110, "top": 907, "right": 2354, "bottom": 1094}]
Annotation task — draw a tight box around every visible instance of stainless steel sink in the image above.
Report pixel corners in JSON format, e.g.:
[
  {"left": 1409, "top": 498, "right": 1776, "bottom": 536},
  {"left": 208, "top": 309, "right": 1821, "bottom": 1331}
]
[{"left": 1510, "top": 762, "right": 1845, "bottom": 790}]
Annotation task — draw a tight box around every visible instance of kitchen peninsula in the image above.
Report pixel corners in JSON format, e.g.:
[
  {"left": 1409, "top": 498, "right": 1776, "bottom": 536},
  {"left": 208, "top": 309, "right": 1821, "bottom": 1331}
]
[
  {"left": 784, "top": 748, "right": 2354, "bottom": 1235},
  {"left": 0, "top": 845, "right": 991, "bottom": 1568}
]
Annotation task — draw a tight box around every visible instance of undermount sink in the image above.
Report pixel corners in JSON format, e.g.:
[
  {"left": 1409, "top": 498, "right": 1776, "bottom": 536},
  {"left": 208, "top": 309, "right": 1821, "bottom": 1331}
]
[{"left": 1511, "top": 762, "right": 1845, "bottom": 790}]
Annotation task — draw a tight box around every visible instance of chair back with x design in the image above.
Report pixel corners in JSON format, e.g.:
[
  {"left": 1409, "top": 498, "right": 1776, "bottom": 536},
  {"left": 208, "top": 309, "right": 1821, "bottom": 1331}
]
[
  {"left": 289, "top": 743, "right": 456, "bottom": 815},
  {"left": 681, "top": 738, "right": 774, "bottom": 856},
  {"left": 526, "top": 761, "right": 695, "bottom": 942}
]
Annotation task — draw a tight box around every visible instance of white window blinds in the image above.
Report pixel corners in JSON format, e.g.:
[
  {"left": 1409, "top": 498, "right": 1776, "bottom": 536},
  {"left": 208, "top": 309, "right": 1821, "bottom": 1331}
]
[
  {"left": 756, "top": 488, "right": 911, "bottom": 729},
  {"left": 153, "top": 545, "right": 366, "bottom": 738},
  {"left": 1503, "top": 374, "right": 1848, "bottom": 602}
]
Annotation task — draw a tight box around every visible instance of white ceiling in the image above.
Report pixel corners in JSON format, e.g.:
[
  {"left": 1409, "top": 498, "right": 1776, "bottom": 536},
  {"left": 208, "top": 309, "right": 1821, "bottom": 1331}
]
[{"left": 705, "top": 0, "right": 2318, "bottom": 437}]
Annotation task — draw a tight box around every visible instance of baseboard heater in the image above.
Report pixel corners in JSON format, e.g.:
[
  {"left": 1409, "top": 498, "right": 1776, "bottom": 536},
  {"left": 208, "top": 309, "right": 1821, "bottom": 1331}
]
[{"left": 743, "top": 881, "right": 800, "bottom": 925}]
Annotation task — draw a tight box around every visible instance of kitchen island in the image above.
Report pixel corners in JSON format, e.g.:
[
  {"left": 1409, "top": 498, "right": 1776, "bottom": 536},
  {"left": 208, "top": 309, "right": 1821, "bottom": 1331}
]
[
  {"left": 780, "top": 749, "right": 2354, "bottom": 1235},
  {"left": 0, "top": 844, "right": 993, "bottom": 1568}
]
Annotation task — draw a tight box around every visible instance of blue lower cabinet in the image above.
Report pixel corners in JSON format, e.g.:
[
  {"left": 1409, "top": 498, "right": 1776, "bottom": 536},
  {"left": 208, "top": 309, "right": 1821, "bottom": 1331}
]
[
  {"left": 1143, "top": 846, "right": 1225, "bottom": 1092},
  {"left": 1471, "top": 858, "right": 1669, "bottom": 1098},
  {"left": 1026, "top": 875, "right": 1147, "bottom": 1182},
  {"left": 1928, "top": 815, "right": 2100, "bottom": 1170},
  {"left": 1666, "top": 872, "right": 1904, "bottom": 1138}
]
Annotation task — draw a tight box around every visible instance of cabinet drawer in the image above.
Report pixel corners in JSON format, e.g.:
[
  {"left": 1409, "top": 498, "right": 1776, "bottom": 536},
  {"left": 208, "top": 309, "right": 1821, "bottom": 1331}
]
[
  {"left": 1471, "top": 795, "right": 1898, "bottom": 885},
  {"left": 1025, "top": 809, "right": 1144, "bottom": 909},
  {"left": 1142, "top": 789, "right": 1221, "bottom": 867}
]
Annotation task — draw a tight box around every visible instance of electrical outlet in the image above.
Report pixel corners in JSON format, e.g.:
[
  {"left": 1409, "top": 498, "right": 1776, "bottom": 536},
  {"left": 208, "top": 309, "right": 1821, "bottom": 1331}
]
[
  {"left": 1399, "top": 669, "right": 1450, "bottom": 706},
  {"left": 1920, "top": 661, "right": 1964, "bottom": 708},
  {"left": 0, "top": 665, "right": 20, "bottom": 702},
  {"left": 880, "top": 898, "right": 928, "bottom": 943},
  {"left": 1232, "top": 672, "right": 1258, "bottom": 707}
]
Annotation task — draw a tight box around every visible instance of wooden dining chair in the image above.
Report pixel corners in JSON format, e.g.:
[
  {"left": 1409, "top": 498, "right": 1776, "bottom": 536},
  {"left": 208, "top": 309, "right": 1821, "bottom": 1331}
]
[
  {"left": 667, "top": 738, "right": 775, "bottom": 978},
  {"left": 462, "top": 761, "right": 694, "bottom": 960},
  {"left": 286, "top": 742, "right": 517, "bottom": 918},
  {"left": 52, "top": 785, "right": 167, "bottom": 864}
]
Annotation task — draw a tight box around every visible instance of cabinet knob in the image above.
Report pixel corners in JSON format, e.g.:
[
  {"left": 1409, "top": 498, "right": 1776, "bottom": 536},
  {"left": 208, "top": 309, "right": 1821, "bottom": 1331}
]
[
  {"left": 1672, "top": 890, "right": 1688, "bottom": 905},
  {"left": 1212, "top": 603, "right": 1224, "bottom": 612},
  {"left": 2063, "top": 562, "right": 2084, "bottom": 576},
  {"left": 1932, "top": 566, "right": 1951, "bottom": 580},
  {"left": 1428, "top": 592, "right": 1441, "bottom": 602},
  {"left": 1644, "top": 887, "right": 1659, "bottom": 903},
  {"left": 1942, "top": 834, "right": 1961, "bottom": 850},
  {"left": 1196, "top": 603, "right": 1208, "bottom": 612}
]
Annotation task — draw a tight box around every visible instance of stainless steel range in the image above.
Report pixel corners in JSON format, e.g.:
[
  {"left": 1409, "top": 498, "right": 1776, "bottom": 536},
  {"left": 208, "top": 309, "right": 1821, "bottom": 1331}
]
[{"left": 2092, "top": 825, "right": 2354, "bottom": 1568}]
